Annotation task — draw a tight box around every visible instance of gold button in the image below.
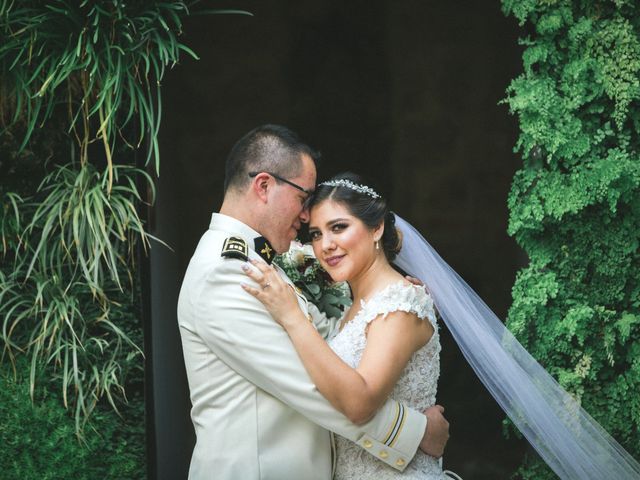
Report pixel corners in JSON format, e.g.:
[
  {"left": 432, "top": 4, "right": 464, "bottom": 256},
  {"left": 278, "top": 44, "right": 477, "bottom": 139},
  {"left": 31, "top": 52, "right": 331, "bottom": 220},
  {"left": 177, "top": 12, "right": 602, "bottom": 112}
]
[
  {"left": 363, "top": 440, "right": 373, "bottom": 448},
  {"left": 379, "top": 450, "right": 389, "bottom": 459},
  {"left": 396, "top": 458, "right": 406, "bottom": 467}
]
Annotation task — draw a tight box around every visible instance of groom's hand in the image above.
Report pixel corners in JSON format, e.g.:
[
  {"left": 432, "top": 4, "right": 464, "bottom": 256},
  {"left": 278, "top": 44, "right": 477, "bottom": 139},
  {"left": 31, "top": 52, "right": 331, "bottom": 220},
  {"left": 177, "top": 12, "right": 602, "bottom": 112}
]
[
  {"left": 419, "top": 405, "right": 449, "bottom": 458},
  {"left": 405, "top": 276, "right": 433, "bottom": 296},
  {"left": 404, "top": 275, "right": 423, "bottom": 287}
]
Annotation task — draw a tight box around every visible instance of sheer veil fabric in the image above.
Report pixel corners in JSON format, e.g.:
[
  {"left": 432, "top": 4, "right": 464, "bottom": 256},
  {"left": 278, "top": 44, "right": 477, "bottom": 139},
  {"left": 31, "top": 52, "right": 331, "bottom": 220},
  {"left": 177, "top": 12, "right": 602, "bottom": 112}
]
[{"left": 393, "top": 214, "right": 640, "bottom": 480}]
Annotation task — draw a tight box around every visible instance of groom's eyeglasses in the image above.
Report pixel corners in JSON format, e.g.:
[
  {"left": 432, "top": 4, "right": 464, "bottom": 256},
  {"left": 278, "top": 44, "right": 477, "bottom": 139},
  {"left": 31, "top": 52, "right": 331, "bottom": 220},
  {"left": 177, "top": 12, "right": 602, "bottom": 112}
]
[{"left": 248, "top": 171, "right": 313, "bottom": 196}]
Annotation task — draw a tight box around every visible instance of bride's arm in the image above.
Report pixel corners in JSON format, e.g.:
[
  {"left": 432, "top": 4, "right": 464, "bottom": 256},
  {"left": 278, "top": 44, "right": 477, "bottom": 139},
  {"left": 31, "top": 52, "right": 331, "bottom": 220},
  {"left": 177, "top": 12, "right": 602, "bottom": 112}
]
[
  {"left": 283, "top": 309, "right": 432, "bottom": 424},
  {"left": 241, "top": 261, "right": 433, "bottom": 424}
]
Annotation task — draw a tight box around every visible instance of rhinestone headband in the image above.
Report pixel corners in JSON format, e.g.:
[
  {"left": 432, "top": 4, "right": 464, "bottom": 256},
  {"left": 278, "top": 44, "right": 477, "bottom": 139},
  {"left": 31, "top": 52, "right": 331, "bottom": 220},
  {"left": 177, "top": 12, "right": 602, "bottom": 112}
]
[{"left": 319, "top": 179, "right": 381, "bottom": 199}]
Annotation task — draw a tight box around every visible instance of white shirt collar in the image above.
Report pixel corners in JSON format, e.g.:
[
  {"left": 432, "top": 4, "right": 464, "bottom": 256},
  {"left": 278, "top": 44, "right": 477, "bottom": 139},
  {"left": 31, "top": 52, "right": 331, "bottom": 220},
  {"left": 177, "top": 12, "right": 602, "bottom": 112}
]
[{"left": 209, "top": 213, "right": 262, "bottom": 247}]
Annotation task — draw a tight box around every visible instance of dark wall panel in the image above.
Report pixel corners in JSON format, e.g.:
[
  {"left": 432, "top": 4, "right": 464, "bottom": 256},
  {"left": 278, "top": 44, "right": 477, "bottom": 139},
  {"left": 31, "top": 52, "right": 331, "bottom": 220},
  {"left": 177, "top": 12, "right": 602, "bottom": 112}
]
[{"left": 149, "top": 2, "right": 526, "bottom": 478}]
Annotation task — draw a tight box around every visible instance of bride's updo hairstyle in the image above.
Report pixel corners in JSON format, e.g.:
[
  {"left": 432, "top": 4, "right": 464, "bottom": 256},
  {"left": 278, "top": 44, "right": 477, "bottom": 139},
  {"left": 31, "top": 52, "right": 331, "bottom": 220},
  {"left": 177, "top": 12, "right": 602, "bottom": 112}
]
[{"left": 309, "top": 173, "right": 402, "bottom": 262}]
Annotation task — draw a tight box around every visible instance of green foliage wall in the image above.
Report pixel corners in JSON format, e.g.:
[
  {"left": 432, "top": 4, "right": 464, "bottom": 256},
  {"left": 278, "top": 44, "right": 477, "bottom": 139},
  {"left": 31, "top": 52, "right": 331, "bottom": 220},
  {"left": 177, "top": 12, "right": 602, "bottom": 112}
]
[
  {"left": 502, "top": 1, "right": 640, "bottom": 477},
  {"left": 0, "top": 1, "right": 248, "bottom": 477}
]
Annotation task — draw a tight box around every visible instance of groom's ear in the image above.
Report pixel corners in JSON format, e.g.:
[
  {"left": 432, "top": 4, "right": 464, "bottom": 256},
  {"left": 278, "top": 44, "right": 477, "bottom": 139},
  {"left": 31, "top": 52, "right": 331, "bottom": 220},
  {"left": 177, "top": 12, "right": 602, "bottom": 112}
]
[{"left": 251, "top": 173, "right": 271, "bottom": 203}]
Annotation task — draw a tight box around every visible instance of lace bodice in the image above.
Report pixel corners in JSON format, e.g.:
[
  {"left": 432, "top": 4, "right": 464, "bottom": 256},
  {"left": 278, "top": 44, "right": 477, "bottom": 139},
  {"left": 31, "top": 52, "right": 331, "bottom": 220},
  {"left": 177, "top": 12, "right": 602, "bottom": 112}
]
[{"left": 328, "top": 282, "right": 449, "bottom": 479}]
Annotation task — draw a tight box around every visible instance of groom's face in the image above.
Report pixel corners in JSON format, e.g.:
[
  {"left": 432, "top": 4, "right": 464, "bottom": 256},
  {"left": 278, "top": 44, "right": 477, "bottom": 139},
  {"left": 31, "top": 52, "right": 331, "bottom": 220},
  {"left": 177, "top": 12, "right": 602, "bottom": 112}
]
[{"left": 266, "top": 153, "right": 316, "bottom": 253}]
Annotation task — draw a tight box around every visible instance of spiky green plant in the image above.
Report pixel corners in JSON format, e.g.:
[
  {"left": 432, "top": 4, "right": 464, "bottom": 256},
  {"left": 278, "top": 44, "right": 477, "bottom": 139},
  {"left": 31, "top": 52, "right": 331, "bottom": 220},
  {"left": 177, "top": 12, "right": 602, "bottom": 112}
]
[
  {"left": 0, "top": 0, "right": 249, "bottom": 435},
  {"left": 0, "top": 163, "right": 150, "bottom": 431},
  {"left": 1, "top": 0, "right": 247, "bottom": 176}
]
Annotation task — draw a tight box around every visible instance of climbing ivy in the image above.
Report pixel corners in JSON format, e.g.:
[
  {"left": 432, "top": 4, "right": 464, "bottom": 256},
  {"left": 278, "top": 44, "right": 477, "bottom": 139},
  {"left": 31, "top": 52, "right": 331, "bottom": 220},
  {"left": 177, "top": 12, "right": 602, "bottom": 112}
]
[{"left": 502, "top": 1, "right": 640, "bottom": 477}]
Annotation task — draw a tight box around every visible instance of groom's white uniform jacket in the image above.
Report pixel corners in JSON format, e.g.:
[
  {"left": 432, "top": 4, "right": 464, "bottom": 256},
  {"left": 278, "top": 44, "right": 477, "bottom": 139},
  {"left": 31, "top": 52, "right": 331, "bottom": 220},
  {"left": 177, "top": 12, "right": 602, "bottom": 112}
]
[{"left": 178, "top": 214, "right": 427, "bottom": 480}]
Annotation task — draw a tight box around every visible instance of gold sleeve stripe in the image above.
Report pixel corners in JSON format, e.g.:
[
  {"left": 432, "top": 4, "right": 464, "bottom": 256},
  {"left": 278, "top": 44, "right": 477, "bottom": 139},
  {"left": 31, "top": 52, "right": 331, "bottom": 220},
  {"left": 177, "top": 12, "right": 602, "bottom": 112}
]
[
  {"left": 383, "top": 402, "right": 405, "bottom": 446},
  {"left": 382, "top": 402, "right": 401, "bottom": 445},
  {"left": 388, "top": 404, "right": 407, "bottom": 448}
]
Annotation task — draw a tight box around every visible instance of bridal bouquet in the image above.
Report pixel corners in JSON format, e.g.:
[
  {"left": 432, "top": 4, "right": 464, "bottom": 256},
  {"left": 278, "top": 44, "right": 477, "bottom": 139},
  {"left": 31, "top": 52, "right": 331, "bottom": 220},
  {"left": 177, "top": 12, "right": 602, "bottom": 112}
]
[{"left": 275, "top": 241, "right": 352, "bottom": 320}]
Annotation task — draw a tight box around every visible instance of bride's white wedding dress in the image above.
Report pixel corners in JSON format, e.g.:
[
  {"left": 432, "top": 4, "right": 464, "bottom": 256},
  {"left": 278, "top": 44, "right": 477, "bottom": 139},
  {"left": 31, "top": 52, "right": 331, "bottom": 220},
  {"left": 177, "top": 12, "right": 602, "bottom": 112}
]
[{"left": 328, "top": 281, "right": 454, "bottom": 479}]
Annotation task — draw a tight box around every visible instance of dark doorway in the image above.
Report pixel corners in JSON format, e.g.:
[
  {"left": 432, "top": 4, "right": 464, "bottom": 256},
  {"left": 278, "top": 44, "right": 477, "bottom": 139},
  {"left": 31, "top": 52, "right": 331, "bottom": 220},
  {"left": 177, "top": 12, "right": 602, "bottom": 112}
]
[{"left": 148, "top": 2, "right": 526, "bottom": 478}]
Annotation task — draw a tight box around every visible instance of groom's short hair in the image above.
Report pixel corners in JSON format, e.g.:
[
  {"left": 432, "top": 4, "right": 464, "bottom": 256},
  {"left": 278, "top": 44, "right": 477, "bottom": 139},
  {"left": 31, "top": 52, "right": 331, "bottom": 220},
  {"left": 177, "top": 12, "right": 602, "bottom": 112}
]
[{"left": 223, "top": 124, "right": 320, "bottom": 193}]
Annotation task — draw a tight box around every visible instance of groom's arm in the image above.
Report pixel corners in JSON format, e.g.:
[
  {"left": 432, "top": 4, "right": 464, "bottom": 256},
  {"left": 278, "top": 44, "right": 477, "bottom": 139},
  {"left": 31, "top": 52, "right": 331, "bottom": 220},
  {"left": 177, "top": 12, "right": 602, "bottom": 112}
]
[
  {"left": 196, "top": 260, "right": 426, "bottom": 471},
  {"left": 306, "top": 302, "right": 339, "bottom": 340}
]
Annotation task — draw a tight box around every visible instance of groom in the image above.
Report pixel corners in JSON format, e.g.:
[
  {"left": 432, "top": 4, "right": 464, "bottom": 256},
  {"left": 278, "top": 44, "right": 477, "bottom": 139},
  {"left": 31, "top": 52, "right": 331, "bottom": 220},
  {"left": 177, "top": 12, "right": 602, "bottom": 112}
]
[{"left": 178, "top": 124, "right": 450, "bottom": 479}]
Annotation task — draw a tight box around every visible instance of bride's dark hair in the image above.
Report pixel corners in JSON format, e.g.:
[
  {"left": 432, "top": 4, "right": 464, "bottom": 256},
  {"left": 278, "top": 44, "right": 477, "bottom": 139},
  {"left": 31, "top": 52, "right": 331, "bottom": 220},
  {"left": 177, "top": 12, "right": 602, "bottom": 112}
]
[{"left": 309, "top": 173, "right": 402, "bottom": 261}]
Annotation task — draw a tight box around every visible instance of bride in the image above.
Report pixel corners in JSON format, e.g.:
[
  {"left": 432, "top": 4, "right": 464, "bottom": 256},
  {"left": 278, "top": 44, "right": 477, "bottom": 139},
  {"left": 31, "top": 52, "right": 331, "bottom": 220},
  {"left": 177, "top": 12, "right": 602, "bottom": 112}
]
[{"left": 241, "top": 173, "right": 640, "bottom": 479}]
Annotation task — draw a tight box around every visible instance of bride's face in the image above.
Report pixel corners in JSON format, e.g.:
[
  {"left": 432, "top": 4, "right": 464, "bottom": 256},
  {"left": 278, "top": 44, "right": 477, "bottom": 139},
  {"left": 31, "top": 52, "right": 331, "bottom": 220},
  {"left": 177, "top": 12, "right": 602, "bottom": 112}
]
[{"left": 308, "top": 199, "right": 380, "bottom": 283}]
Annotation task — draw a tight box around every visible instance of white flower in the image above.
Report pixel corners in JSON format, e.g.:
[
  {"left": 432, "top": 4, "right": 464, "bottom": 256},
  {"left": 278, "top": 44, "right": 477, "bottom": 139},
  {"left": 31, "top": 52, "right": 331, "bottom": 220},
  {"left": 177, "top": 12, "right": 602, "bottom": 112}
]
[
  {"left": 301, "top": 243, "right": 315, "bottom": 258},
  {"left": 286, "top": 241, "right": 316, "bottom": 264},
  {"left": 286, "top": 241, "right": 308, "bottom": 267}
]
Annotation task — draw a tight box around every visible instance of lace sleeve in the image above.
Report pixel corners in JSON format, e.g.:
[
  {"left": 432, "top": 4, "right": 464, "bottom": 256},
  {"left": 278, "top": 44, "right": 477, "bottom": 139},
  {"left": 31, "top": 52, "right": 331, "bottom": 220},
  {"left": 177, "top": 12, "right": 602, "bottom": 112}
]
[{"left": 358, "top": 283, "right": 437, "bottom": 330}]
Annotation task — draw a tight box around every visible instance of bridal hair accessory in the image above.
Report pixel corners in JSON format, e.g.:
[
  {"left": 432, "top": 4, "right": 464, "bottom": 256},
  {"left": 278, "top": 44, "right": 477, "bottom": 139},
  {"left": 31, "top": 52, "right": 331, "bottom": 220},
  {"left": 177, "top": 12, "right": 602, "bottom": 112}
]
[
  {"left": 393, "top": 214, "right": 640, "bottom": 480},
  {"left": 318, "top": 179, "right": 381, "bottom": 198}
]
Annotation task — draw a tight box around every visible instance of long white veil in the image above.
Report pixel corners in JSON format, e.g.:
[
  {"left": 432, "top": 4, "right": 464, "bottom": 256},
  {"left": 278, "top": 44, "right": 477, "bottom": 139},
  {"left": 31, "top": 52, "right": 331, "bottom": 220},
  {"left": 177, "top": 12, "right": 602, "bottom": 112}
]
[{"left": 393, "top": 214, "right": 640, "bottom": 480}]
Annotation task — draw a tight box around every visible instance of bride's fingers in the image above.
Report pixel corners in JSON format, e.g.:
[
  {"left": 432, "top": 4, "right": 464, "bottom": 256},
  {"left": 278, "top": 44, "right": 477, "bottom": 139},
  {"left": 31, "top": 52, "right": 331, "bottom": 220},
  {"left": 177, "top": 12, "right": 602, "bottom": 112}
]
[
  {"left": 241, "top": 281, "right": 274, "bottom": 297},
  {"left": 241, "top": 263, "right": 267, "bottom": 283},
  {"left": 240, "top": 282, "right": 262, "bottom": 298},
  {"left": 249, "top": 259, "right": 270, "bottom": 273},
  {"left": 250, "top": 260, "right": 280, "bottom": 279},
  {"left": 247, "top": 261, "right": 278, "bottom": 281},
  {"left": 241, "top": 280, "right": 280, "bottom": 305},
  {"left": 240, "top": 263, "right": 280, "bottom": 292},
  {"left": 248, "top": 260, "right": 281, "bottom": 285}
]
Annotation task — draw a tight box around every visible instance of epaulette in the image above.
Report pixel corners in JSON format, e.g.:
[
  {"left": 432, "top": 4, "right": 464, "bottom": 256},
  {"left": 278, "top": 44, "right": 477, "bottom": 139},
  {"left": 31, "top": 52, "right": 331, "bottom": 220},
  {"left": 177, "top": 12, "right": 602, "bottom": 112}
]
[
  {"left": 254, "top": 236, "right": 275, "bottom": 265},
  {"left": 221, "top": 236, "right": 249, "bottom": 261}
]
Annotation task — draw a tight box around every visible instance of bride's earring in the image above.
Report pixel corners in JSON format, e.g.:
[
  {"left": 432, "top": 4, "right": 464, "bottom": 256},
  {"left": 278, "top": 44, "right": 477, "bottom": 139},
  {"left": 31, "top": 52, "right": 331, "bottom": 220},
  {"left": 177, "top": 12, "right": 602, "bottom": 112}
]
[{"left": 375, "top": 240, "right": 379, "bottom": 250}]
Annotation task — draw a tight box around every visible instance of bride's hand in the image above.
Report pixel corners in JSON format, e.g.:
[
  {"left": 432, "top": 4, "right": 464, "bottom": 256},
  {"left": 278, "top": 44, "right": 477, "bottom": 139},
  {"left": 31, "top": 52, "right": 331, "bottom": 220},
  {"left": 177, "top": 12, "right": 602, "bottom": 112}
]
[{"left": 241, "top": 260, "right": 302, "bottom": 328}]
